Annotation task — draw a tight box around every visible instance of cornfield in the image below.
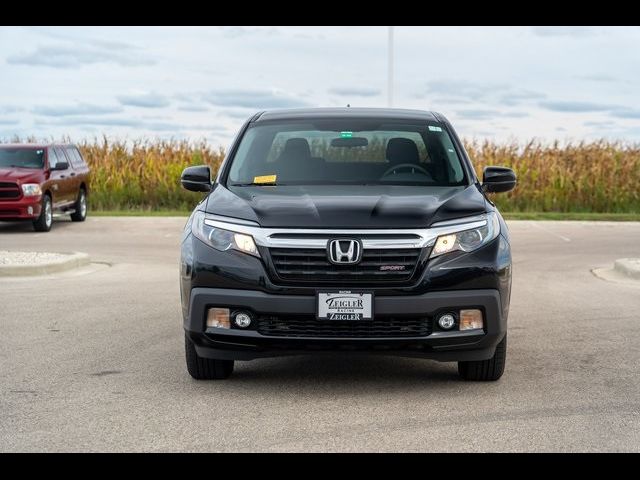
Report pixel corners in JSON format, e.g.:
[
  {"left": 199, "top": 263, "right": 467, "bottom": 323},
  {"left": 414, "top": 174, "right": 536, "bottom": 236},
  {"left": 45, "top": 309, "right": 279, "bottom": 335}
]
[
  {"left": 5, "top": 137, "right": 640, "bottom": 212},
  {"left": 466, "top": 140, "right": 640, "bottom": 213},
  {"left": 78, "top": 138, "right": 225, "bottom": 211}
]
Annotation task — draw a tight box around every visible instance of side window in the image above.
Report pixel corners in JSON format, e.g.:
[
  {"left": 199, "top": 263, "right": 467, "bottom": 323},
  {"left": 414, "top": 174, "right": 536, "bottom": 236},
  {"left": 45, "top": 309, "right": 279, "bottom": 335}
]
[
  {"left": 48, "top": 148, "right": 58, "bottom": 169},
  {"left": 54, "top": 147, "right": 69, "bottom": 167},
  {"left": 65, "top": 147, "right": 81, "bottom": 168},
  {"left": 74, "top": 148, "right": 87, "bottom": 167}
]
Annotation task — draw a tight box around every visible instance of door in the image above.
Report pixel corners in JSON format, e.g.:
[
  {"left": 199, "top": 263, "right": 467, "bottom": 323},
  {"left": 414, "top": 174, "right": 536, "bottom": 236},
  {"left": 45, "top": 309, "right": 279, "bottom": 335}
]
[
  {"left": 63, "top": 146, "right": 83, "bottom": 202},
  {"left": 49, "top": 147, "right": 75, "bottom": 206},
  {"left": 47, "top": 147, "right": 65, "bottom": 208}
]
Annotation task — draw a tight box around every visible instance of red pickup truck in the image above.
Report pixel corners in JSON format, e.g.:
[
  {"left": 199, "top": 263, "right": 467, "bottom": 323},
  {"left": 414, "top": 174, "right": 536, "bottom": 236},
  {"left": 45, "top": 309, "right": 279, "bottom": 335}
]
[{"left": 0, "top": 144, "right": 90, "bottom": 231}]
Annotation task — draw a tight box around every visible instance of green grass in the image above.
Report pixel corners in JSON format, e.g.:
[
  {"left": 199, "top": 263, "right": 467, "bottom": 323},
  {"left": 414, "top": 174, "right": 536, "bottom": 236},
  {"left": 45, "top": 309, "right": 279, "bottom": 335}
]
[{"left": 89, "top": 209, "right": 640, "bottom": 221}]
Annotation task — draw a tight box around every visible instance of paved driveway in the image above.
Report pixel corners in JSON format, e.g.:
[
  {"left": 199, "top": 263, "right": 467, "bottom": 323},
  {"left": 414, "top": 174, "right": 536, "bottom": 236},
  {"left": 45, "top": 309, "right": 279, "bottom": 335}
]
[{"left": 1, "top": 217, "right": 639, "bottom": 451}]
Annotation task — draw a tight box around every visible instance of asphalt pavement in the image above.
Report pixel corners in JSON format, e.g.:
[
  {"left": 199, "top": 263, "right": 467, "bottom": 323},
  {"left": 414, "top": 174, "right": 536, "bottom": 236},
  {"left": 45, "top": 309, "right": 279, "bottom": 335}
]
[{"left": 1, "top": 216, "right": 639, "bottom": 452}]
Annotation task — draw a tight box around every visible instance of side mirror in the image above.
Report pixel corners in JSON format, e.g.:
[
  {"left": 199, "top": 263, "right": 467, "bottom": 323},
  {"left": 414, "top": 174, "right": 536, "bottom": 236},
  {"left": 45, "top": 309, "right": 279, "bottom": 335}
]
[
  {"left": 181, "top": 165, "right": 212, "bottom": 192},
  {"left": 482, "top": 166, "right": 516, "bottom": 193},
  {"left": 53, "top": 161, "right": 69, "bottom": 171}
]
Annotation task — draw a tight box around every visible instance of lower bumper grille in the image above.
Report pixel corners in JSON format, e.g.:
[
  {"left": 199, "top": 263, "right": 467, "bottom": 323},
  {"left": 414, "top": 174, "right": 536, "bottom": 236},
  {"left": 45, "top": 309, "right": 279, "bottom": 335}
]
[
  {"left": 0, "top": 209, "right": 21, "bottom": 217},
  {"left": 257, "top": 315, "right": 432, "bottom": 338}
]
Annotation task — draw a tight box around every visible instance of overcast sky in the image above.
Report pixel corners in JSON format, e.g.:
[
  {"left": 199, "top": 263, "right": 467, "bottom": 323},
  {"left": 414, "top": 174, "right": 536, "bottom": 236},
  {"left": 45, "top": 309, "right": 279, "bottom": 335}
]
[{"left": 1, "top": 26, "right": 639, "bottom": 147}]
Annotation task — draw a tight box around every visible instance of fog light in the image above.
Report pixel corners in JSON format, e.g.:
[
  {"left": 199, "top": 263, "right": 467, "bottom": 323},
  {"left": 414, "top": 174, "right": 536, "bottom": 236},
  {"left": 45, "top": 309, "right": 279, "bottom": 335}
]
[
  {"left": 234, "top": 311, "right": 252, "bottom": 328},
  {"left": 437, "top": 313, "right": 456, "bottom": 330},
  {"left": 206, "top": 307, "right": 230, "bottom": 329},
  {"left": 460, "top": 309, "right": 483, "bottom": 330},
  {"left": 27, "top": 206, "right": 33, "bottom": 215}
]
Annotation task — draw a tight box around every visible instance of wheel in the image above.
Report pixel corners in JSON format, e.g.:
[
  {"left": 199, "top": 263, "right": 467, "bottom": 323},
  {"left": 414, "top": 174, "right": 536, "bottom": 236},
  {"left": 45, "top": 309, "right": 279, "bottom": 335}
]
[
  {"left": 70, "top": 188, "right": 87, "bottom": 222},
  {"left": 33, "top": 194, "right": 53, "bottom": 232},
  {"left": 458, "top": 335, "right": 507, "bottom": 381},
  {"left": 185, "top": 334, "right": 234, "bottom": 380}
]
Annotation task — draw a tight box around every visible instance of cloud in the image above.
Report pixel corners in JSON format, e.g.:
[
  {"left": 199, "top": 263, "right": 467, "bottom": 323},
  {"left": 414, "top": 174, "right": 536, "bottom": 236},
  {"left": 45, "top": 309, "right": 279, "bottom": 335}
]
[
  {"left": 503, "top": 111, "right": 529, "bottom": 118},
  {"left": 187, "top": 125, "right": 229, "bottom": 133},
  {"left": 117, "top": 93, "right": 170, "bottom": 109},
  {"left": 577, "top": 74, "right": 618, "bottom": 82},
  {"left": 610, "top": 108, "right": 640, "bottom": 119},
  {"left": 428, "top": 96, "right": 474, "bottom": 105},
  {"left": 425, "top": 81, "right": 545, "bottom": 108},
  {"left": 34, "top": 115, "right": 227, "bottom": 134},
  {"left": 7, "top": 44, "right": 155, "bottom": 69},
  {"left": 425, "top": 79, "right": 509, "bottom": 101},
  {"left": 455, "top": 109, "right": 500, "bottom": 120},
  {"left": 532, "top": 26, "right": 598, "bottom": 37},
  {"left": 0, "top": 106, "right": 23, "bottom": 114},
  {"left": 294, "top": 32, "right": 326, "bottom": 40},
  {"left": 456, "top": 109, "right": 528, "bottom": 120},
  {"left": 221, "top": 26, "right": 280, "bottom": 38},
  {"left": 0, "top": 118, "right": 18, "bottom": 125},
  {"left": 36, "top": 115, "right": 179, "bottom": 131},
  {"left": 217, "top": 109, "right": 254, "bottom": 120},
  {"left": 539, "top": 100, "right": 618, "bottom": 113},
  {"left": 178, "top": 104, "right": 209, "bottom": 112},
  {"left": 328, "top": 86, "right": 381, "bottom": 97},
  {"left": 540, "top": 100, "right": 640, "bottom": 119},
  {"left": 584, "top": 121, "right": 616, "bottom": 128},
  {"left": 21, "top": 27, "right": 141, "bottom": 51},
  {"left": 203, "top": 89, "right": 311, "bottom": 109},
  {"left": 32, "top": 103, "right": 123, "bottom": 116},
  {"left": 500, "top": 90, "right": 546, "bottom": 106}
]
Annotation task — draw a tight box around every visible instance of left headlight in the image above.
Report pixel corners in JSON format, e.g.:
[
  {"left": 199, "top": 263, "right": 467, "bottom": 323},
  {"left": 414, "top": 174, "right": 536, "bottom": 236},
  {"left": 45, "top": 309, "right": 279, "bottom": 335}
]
[
  {"left": 430, "top": 212, "right": 500, "bottom": 258},
  {"left": 191, "top": 211, "right": 260, "bottom": 257},
  {"left": 21, "top": 184, "right": 42, "bottom": 197}
]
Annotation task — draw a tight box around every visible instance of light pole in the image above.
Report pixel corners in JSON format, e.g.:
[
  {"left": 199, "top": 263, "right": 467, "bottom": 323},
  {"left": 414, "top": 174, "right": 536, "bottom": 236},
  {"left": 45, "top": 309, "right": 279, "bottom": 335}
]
[{"left": 388, "top": 26, "right": 394, "bottom": 107}]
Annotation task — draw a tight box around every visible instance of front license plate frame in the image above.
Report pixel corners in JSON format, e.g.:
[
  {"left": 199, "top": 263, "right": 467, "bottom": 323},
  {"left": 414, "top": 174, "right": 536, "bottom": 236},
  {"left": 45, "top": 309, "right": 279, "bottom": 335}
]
[{"left": 316, "top": 291, "right": 374, "bottom": 321}]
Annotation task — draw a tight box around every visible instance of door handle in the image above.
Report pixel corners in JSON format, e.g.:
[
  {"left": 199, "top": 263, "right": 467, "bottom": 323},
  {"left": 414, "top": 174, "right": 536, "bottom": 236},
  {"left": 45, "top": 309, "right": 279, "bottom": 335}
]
[{"left": 70, "top": 173, "right": 76, "bottom": 177}]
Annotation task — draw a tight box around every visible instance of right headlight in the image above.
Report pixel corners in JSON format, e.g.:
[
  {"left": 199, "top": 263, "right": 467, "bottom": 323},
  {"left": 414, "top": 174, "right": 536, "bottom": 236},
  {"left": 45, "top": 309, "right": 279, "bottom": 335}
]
[
  {"left": 191, "top": 211, "right": 260, "bottom": 257},
  {"left": 429, "top": 212, "right": 500, "bottom": 258},
  {"left": 21, "top": 184, "right": 42, "bottom": 197}
]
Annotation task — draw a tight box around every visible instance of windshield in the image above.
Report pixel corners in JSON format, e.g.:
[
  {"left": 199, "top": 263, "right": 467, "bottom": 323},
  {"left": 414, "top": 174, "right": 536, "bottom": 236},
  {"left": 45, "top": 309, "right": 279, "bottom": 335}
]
[
  {"left": 227, "top": 119, "right": 467, "bottom": 186},
  {"left": 0, "top": 148, "right": 45, "bottom": 169}
]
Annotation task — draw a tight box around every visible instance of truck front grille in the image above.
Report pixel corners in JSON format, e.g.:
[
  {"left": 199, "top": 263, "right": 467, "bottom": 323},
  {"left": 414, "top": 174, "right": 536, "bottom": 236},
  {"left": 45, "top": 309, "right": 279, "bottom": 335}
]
[
  {"left": 269, "top": 247, "right": 422, "bottom": 284},
  {"left": 0, "top": 182, "right": 20, "bottom": 200},
  {"left": 257, "top": 314, "right": 432, "bottom": 338}
]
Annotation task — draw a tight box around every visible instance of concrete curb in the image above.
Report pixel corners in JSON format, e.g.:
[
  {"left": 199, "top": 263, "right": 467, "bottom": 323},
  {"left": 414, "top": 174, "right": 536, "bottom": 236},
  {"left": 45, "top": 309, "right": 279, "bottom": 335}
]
[
  {"left": 614, "top": 258, "right": 640, "bottom": 280},
  {"left": 0, "top": 252, "right": 91, "bottom": 277}
]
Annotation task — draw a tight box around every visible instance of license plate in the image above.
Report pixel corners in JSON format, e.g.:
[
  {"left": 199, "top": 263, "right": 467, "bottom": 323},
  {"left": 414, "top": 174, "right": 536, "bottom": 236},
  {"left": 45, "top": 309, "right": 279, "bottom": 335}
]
[{"left": 317, "top": 291, "right": 373, "bottom": 320}]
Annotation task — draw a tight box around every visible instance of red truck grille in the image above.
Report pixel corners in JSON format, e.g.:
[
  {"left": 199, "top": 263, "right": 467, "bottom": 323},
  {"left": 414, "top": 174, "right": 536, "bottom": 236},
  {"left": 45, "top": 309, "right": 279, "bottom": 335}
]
[{"left": 0, "top": 182, "right": 21, "bottom": 201}]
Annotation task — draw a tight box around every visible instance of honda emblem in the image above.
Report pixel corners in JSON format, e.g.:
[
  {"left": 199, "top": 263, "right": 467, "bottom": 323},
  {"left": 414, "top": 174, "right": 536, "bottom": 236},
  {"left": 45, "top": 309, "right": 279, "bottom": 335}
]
[{"left": 327, "top": 239, "right": 362, "bottom": 265}]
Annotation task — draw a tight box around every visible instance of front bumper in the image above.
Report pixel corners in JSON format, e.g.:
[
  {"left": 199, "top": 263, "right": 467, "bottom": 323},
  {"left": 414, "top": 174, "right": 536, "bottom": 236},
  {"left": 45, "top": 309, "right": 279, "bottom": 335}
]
[
  {"left": 184, "top": 287, "right": 506, "bottom": 361},
  {"left": 0, "top": 196, "right": 42, "bottom": 219}
]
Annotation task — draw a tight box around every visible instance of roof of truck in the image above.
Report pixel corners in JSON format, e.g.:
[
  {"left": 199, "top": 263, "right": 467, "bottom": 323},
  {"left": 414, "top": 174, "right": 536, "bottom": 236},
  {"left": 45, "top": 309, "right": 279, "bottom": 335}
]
[
  {"left": 254, "top": 107, "right": 440, "bottom": 122},
  {"left": 0, "top": 143, "right": 75, "bottom": 149}
]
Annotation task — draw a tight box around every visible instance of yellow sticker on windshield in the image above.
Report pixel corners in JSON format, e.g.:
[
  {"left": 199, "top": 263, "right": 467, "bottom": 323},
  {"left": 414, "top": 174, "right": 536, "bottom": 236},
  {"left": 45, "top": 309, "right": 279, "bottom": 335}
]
[{"left": 253, "top": 174, "right": 277, "bottom": 184}]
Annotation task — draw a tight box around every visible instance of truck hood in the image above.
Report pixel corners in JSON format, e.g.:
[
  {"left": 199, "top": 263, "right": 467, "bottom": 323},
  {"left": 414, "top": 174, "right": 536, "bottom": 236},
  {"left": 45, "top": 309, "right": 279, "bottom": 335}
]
[
  {"left": 0, "top": 167, "right": 44, "bottom": 184},
  {"left": 205, "top": 184, "right": 487, "bottom": 228}
]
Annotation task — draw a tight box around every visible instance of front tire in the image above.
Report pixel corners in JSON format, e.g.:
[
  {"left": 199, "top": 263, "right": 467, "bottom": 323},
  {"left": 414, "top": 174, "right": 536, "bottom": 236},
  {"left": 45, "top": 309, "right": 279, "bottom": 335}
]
[
  {"left": 33, "top": 194, "right": 53, "bottom": 232},
  {"left": 70, "top": 188, "right": 87, "bottom": 222},
  {"left": 458, "top": 335, "right": 507, "bottom": 381},
  {"left": 185, "top": 334, "right": 234, "bottom": 380}
]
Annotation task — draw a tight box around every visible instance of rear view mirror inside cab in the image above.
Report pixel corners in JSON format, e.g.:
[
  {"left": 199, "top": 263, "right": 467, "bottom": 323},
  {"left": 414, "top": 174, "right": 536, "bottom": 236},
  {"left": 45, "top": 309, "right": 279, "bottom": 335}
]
[{"left": 330, "top": 137, "right": 369, "bottom": 148}]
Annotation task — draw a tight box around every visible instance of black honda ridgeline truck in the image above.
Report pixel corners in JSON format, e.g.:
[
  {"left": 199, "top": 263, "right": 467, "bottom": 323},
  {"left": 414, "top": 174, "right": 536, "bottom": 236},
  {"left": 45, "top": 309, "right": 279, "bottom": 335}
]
[{"left": 180, "top": 108, "right": 516, "bottom": 381}]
